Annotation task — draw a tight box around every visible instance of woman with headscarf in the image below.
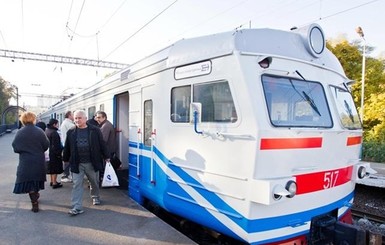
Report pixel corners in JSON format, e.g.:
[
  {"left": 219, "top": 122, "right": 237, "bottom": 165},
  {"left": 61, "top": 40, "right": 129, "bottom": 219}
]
[{"left": 45, "top": 118, "right": 64, "bottom": 189}]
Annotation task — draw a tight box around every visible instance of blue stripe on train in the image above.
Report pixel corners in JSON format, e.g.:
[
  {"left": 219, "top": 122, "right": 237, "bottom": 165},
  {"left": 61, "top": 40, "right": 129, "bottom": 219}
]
[{"left": 128, "top": 141, "right": 354, "bottom": 241}]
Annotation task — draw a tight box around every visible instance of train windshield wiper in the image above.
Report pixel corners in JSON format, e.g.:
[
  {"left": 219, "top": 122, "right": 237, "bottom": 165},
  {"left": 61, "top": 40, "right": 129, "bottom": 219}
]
[
  {"left": 344, "top": 100, "right": 354, "bottom": 123},
  {"left": 302, "top": 91, "right": 321, "bottom": 116},
  {"left": 294, "top": 70, "right": 321, "bottom": 117}
]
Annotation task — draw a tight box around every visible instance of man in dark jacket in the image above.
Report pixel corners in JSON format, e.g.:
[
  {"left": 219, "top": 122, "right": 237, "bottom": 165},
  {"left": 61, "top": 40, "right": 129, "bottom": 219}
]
[{"left": 63, "top": 110, "right": 109, "bottom": 216}]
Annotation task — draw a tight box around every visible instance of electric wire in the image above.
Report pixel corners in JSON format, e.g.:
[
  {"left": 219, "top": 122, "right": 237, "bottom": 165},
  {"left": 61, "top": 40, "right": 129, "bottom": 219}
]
[
  {"left": 307, "top": 0, "right": 381, "bottom": 24},
  {"left": 67, "top": 0, "right": 86, "bottom": 41},
  {"left": 21, "top": 0, "right": 24, "bottom": 50},
  {"left": 65, "top": 0, "right": 127, "bottom": 38},
  {"left": 103, "top": 0, "right": 179, "bottom": 60}
]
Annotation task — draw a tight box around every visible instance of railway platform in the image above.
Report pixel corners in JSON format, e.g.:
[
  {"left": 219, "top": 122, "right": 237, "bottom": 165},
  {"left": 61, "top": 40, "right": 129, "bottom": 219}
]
[{"left": 0, "top": 130, "right": 196, "bottom": 245}]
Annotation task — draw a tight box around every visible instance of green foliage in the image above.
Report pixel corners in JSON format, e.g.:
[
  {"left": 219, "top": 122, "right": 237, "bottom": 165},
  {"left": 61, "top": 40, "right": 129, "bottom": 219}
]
[
  {"left": 362, "top": 141, "right": 385, "bottom": 163},
  {"left": 0, "top": 76, "right": 15, "bottom": 124}
]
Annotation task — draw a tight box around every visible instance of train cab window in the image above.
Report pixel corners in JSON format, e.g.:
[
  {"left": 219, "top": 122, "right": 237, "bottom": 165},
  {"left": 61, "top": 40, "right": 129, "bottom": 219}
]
[
  {"left": 329, "top": 85, "right": 361, "bottom": 129},
  {"left": 171, "top": 86, "right": 191, "bottom": 122},
  {"left": 262, "top": 75, "right": 332, "bottom": 128},
  {"left": 171, "top": 81, "right": 237, "bottom": 123},
  {"left": 193, "top": 81, "right": 237, "bottom": 123},
  {"left": 143, "top": 100, "right": 153, "bottom": 146},
  {"left": 88, "top": 106, "right": 96, "bottom": 120}
]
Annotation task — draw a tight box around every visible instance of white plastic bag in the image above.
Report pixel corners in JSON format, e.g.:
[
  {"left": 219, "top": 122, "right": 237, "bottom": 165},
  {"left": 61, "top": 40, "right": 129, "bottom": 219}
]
[
  {"left": 44, "top": 149, "right": 50, "bottom": 162},
  {"left": 102, "top": 161, "right": 119, "bottom": 187}
]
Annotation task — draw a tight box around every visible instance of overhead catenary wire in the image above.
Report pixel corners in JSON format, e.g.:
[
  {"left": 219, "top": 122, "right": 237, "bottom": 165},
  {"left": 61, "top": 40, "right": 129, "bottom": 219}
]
[
  {"left": 103, "top": 0, "right": 179, "bottom": 60},
  {"left": 67, "top": 0, "right": 86, "bottom": 41}
]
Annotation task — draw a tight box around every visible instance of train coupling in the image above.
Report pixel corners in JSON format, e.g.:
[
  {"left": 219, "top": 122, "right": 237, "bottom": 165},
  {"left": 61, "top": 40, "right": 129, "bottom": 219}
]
[{"left": 309, "top": 213, "right": 366, "bottom": 244}]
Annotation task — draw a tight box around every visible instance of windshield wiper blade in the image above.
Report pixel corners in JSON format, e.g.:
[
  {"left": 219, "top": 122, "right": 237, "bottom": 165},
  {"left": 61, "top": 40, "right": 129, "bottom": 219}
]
[
  {"left": 302, "top": 91, "right": 321, "bottom": 116},
  {"left": 344, "top": 100, "right": 354, "bottom": 123}
]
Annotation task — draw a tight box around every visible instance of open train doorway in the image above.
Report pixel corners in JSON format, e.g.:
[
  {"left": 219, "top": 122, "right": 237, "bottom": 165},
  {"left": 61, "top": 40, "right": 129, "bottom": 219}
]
[{"left": 114, "top": 92, "right": 129, "bottom": 170}]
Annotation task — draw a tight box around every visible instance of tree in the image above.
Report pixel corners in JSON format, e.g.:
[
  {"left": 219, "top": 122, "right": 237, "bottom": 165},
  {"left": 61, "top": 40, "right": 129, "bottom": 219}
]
[{"left": 0, "top": 76, "right": 15, "bottom": 124}]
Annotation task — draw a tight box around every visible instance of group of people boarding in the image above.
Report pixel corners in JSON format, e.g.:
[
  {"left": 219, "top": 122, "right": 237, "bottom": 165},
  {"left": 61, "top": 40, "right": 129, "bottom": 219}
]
[{"left": 12, "top": 109, "right": 117, "bottom": 215}]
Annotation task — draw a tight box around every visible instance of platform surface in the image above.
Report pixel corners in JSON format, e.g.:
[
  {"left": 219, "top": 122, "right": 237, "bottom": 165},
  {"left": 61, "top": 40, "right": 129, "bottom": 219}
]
[{"left": 0, "top": 130, "right": 196, "bottom": 245}]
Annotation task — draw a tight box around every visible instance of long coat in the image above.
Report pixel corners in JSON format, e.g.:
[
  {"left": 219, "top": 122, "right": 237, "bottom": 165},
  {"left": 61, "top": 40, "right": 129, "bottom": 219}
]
[
  {"left": 12, "top": 124, "right": 49, "bottom": 183},
  {"left": 62, "top": 125, "right": 109, "bottom": 173},
  {"left": 45, "top": 125, "right": 63, "bottom": 174}
]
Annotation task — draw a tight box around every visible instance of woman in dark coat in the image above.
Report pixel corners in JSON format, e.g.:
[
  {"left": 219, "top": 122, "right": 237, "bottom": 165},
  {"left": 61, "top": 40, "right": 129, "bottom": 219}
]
[
  {"left": 45, "top": 118, "right": 63, "bottom": 189},
  {"left": 12, "top": 112, "right": 49, "bottom": 213}
]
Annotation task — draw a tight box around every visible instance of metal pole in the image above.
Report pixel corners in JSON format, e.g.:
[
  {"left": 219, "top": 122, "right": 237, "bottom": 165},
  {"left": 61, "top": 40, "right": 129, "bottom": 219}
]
[
  {"left": 360, "top": 39, "right": 366, "bottom": 121},
  {"left": 14, "top": 85, "right": 19, "bottom": 128},
  {"left": 356, "top": 27, "right": 366, "bottom": 122}
]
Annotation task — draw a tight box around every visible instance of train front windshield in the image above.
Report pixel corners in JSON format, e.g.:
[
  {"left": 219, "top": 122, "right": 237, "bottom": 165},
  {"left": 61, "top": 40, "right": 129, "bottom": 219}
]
[
  {"left": 262, "top": 75, "right": 332, "bottom": 128},
  {"left": 329, "top": 85, "right": 362, "bottom": 129}
]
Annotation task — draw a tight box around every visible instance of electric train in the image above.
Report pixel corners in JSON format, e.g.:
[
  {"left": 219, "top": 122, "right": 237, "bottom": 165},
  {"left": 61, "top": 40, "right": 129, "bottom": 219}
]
[{"left": 39, "top": 24, "right": 372, "bottom": 244}]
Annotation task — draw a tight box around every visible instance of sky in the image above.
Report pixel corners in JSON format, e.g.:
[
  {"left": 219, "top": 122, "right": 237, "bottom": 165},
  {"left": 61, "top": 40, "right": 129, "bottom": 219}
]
[{"left": 0, "top": 0, "right": 384, "bottom": 107}]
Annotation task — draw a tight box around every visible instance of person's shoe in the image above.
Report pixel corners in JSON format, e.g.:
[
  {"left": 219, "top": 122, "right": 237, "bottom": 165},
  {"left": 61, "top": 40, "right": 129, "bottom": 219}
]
[
  {"left": 52, "top": 183, "right": 63, "bottom": 189},
  {"left": 31, "top": 202, "right": 39, "bottom": 212},
  {"left": 92, "top": 198, "right": 100, "bottom": 205},
  {"left": 68, "top": 208, "right": 84, "bottom": 216},
  {"left": 50, "top": 182, "right": 53, "bottom": 186},
  {"left": 61, "top": 176, "right": 72, "bottom": 183}
]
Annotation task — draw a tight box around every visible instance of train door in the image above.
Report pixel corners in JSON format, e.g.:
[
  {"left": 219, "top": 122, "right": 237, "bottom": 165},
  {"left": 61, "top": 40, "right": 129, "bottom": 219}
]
[
  {"left": 115, "top": 92, "right": 129, "bottom": 168},
  {"left": 141, "top": 84, "right": 156, "bottom": 186},
  {"left": 128, "top": 86, "right": 143, "bottom": 202}
]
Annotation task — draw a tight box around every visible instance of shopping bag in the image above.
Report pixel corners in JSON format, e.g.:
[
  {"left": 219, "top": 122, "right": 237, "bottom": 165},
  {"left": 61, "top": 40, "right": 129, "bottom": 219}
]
[
  {"left": 102, "top": 161, "right": 120, "bottom": 187},
  {"left": 44, "top": 149, "right": 50, "bottom": 162},
  {"left": 110, "top": 153, "right": 122, "bottom": 170}
]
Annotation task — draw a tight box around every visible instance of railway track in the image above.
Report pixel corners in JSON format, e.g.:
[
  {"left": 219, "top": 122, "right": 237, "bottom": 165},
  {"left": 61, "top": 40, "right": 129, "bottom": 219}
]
[{"left": 351, "top": 208, "right": 385, "bottom": 225}]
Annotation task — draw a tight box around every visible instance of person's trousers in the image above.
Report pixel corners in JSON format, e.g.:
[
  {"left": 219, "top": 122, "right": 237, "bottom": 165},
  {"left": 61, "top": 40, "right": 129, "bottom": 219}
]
[
  {"left": 71, "top": 162, "right": 100, "bottom": 210},
  {"left": 63, "top": 162, "right": 70, "bottom": 177}
]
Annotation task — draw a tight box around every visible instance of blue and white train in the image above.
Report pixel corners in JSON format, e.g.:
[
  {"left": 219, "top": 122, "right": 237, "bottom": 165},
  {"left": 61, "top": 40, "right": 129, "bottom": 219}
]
[{"left": 39, "top": 24, "right": 372, "bottom": 244}]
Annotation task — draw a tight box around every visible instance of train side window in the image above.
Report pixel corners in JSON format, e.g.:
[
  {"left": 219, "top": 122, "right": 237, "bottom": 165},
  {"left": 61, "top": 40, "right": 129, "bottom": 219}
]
[
  {"left": 262, "top": 75, "right": 332, "bottom": 128},
  {"left": 88, "top": 106, "right": 96, "bottom": 120},
  {"left": 100, "top": 104, "right": 105, "bottom": 111},
  {"left": 171, "top": 86, "right": 191, "bottom": 122},
  {"left": 193, "top": 81, "right": 237, "bottom": 123},
  {"left": 143, "top": 100, "right": 153, "bottom": 146}
]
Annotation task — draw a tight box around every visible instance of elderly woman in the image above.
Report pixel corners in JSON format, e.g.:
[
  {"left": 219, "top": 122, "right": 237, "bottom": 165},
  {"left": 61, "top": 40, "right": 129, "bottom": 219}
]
[
  {"left": 45, "top": 118, "right": 63, "bottom": 188},
  {"left": 12, "top": 112, "right": 49, "bottom": 212}
]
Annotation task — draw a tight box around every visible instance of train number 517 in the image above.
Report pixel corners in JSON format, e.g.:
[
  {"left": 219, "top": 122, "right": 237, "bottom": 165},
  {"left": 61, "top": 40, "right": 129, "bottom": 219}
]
[{"left": 323, "top": 171, "right": 339, "bottom": 189}]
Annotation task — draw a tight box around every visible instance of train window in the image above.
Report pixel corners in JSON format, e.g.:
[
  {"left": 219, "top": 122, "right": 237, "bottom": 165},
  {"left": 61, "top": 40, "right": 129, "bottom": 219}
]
[
  {"left": 329, "top": 85, "right": 362, "bottom": 129},
  {"left": 100, "top": 104, "right": 105, "bottom": 111},
  {"left": 88, "top": 106, "right": 96, "bottom": 120},
  {"left": 262, "top": 75, "right": 332, "bottom": 128},
  {"left": 171, "top": 86, "right": 191, "bottom": 122},
  {"left": 143, "top": 100, "right": 153, "bottom": 146},
  {"left": 193, "top": 81, "right": 237, "bottom": 123}
]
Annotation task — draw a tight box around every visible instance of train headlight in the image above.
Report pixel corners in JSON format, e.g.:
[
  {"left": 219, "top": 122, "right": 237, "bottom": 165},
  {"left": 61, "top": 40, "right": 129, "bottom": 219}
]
[
  {"left": 358, "top": 166, "right": 367, "bottom": 179},
  {"left": 307, "top": 25, "right": 325, "bottom": 56},
  {"left": 285, "top": 180, "right": 297, "bottom": 198},
  {"left": 292, "top": 23, "right": 325, "bottom": 58}
]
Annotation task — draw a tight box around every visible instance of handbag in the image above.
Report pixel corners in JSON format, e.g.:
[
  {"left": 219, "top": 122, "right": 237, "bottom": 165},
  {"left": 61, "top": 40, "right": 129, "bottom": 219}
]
[{"left": 102, "top": 161, "right": 120, "bottom": 187}]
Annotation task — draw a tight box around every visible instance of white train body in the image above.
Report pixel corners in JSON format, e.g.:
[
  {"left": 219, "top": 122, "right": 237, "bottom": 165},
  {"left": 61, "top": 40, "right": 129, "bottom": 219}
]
[{"left": 40, "top": 24, "right": 369, "bottom": 244}]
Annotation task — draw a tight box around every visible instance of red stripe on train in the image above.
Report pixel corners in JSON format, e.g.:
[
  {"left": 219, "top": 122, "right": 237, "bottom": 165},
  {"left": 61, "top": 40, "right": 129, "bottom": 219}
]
[
  {"left": 347, "top": 136, "right": 362, "bottom": 146},
  {"left": 260, "top": 137, "right": 322, "bottom": 150},
  {"left": 295, "top": 166, "right": 353, "bottom": 194}
]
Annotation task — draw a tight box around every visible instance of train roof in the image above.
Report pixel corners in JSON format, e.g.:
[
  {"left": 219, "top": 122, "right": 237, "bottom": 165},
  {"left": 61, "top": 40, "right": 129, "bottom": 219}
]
[
  {"left": 121, "top": 24, "right": 345, "bottom": 78},
  {"left": 44, "top": 24, "right": 345, "bottom": 111}
]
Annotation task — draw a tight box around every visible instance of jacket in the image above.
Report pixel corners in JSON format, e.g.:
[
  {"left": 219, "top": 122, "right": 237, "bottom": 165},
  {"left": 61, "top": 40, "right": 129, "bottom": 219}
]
[
  {"left": 12, "top": 124, "right": 49, "bottom": 183},
  {"left": 99, "top": 119, "right": 116, "bottom": 156},
  {"left": 62, "top": 125, "right": 109, "bottom": 173}
]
